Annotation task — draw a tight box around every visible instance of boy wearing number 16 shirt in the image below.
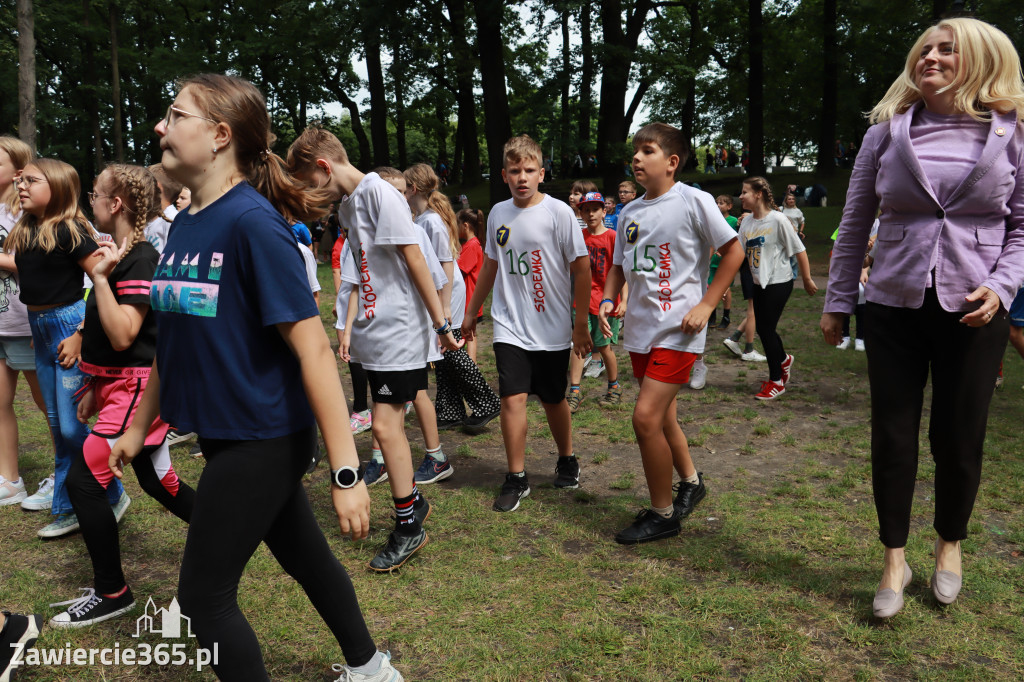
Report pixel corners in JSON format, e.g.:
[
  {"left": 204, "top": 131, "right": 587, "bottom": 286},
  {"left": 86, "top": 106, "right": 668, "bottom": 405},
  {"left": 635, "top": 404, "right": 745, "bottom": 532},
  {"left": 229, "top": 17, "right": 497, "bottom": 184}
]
[
  {"left": 462, "top": 135, "right": 592, "bottom": 513},
  {"left": 599, "top": 123, "right": 744, "bottom": 544}
]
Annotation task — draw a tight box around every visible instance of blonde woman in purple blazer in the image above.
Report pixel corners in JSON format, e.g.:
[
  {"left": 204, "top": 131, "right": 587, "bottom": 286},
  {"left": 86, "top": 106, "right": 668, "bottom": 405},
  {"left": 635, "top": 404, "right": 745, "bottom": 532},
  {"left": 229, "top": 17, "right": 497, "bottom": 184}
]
[{"left": 821, "top": 17, "right": 1024, "bottom": 619}]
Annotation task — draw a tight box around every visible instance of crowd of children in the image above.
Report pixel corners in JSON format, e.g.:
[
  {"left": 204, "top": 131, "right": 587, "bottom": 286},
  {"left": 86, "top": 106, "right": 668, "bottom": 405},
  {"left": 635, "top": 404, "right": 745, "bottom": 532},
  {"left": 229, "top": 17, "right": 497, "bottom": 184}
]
[{"left": 0, "top": 72, "right": 844, "bottom": 681}]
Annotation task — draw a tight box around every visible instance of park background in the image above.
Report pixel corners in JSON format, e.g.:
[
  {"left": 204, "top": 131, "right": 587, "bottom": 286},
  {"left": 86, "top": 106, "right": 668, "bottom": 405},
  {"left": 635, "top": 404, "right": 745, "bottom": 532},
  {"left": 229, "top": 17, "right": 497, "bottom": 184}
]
[{"left": 2, "top": 0, "right": 1024, "bottom": 679}]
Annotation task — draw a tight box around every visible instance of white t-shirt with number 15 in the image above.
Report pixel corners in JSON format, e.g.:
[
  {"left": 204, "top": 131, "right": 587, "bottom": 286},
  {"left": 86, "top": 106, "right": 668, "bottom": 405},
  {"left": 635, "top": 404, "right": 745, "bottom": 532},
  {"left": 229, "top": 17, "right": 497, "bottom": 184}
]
[
  {"left": 613, "top": 182, "right": 737, "bottom": 355},
  {"left": 484, "top": 194, "right": 588, "bottom": 351}
]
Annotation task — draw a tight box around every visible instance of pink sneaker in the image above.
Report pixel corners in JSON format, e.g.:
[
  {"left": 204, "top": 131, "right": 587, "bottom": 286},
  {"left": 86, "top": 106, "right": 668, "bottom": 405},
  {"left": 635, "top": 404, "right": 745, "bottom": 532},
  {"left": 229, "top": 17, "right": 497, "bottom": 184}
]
[{"left": 350, "top": 410, "right": 373, "bottom": 434}]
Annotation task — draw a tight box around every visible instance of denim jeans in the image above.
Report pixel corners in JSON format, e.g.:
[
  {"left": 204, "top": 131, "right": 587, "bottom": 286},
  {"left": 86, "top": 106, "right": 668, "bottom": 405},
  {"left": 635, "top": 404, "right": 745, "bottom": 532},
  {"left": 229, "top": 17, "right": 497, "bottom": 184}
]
[{"left": 28, "top": 300, "right": 122, "bottom": 516}]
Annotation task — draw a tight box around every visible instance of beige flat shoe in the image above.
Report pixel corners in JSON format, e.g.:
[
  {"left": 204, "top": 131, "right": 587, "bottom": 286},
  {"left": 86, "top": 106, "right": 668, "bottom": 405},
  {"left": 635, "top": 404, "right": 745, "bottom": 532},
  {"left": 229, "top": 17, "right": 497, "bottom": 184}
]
[
  {"left": 932, "top": 539, "right": 962, "bottom": 605},
  {"left": 873, "top": 561, "right": 912, "bottom": 618}
]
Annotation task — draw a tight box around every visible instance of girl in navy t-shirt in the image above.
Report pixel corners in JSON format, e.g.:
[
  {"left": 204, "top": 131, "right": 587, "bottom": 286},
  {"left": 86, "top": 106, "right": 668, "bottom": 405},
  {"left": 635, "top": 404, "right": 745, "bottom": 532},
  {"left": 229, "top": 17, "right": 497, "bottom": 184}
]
[{"left": 110, "top": 75, "right": 401, "bottom": 682}]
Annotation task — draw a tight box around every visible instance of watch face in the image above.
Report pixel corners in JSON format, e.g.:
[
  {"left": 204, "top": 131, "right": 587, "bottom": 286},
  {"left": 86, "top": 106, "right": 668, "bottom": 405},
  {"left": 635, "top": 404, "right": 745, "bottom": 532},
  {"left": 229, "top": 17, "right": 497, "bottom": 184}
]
[{"left": 334, "top": 467, "right": 357, "bottom": 488}]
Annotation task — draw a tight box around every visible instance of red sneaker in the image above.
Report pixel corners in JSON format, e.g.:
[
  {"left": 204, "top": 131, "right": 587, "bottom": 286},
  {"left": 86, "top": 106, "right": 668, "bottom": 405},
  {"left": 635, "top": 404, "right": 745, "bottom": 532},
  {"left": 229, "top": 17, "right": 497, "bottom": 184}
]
[
  {"left": 780, "top": 354, "right": 794, "bottom": 384},
  {"left": 755, "top": 380, "right": 786, "bottom": 400}
]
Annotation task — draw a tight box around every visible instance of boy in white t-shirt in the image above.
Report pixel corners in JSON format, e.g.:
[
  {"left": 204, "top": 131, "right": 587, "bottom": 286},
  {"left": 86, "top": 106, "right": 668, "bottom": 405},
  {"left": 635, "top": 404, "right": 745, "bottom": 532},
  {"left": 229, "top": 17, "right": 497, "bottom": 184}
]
[
  {"left": 599, "top": 123, "right": 744, "bottom": 544},
  {"left": 288, "top": 128, "right": 460, "bottom": 573},
  {"left": 462, "top": 135, "right": 592, "bottom": 513}
]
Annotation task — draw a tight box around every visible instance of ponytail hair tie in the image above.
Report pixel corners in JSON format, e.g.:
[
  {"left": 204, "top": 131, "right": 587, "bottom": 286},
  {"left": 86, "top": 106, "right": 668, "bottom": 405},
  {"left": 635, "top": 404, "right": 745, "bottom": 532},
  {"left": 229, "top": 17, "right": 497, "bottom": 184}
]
[{"left": 258, "top": 148, "right": 272, "bottom": 163}]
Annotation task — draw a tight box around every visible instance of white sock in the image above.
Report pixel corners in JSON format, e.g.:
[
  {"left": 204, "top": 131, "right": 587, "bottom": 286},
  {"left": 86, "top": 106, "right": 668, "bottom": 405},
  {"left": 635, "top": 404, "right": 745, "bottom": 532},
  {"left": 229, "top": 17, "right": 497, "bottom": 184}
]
[
  {"left": 349, "top": 651, "right": 385, "bottom": 675},
  {"left": 684, "top": 472, "right": 700, "bottom": 485},
  {"left": 652, "top": 504, "right": 674, "bottom": 519},
  {"left": 371, "top": 448, "right": 384, "bottom": 464},
  {"left": 427, "top": 445, "right": 446, "bottom": 462}
]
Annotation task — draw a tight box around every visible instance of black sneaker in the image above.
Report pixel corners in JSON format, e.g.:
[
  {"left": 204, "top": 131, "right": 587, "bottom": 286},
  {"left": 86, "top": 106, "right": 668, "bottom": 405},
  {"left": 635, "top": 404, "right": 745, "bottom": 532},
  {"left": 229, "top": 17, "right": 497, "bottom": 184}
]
[
  {"left": 437, "top": 418, "right": 463, "bottom": 431},
  {"left": 413, "top": 495, "right": 432, "bottom": 525},
  {"left": 493, "top": 473, "right": 530, "bottom": 512},
  {"left": 614, "top": 509, "right": 681, "bottom": 545},
  {"left": 462, "top": 409, "right": 500, "bottom": 435},
  {"left": 49, "top": 587, "right": 135, "bottom": 628},
  {"left": 553, "top": 456, "right": 580, "bottom": 489},
  {"left": 716, "top": 317, "right": 731, "bottom": 330},
  {"left": 0, "top": 611, "right": 42, "bottom": 679},
  {"left": 673, "top": 473, "right": 707, "bottom": 518},
  {"left": 368, "top": 527, "right": 428, "bottom": 572}
]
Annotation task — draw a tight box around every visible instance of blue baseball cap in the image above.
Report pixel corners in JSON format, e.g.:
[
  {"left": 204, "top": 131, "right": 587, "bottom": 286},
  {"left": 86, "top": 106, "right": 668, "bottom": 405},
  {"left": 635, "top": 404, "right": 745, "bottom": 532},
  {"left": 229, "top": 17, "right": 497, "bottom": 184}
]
[{"left": 579, "top": 191, "right": 605, "bottom": 206}]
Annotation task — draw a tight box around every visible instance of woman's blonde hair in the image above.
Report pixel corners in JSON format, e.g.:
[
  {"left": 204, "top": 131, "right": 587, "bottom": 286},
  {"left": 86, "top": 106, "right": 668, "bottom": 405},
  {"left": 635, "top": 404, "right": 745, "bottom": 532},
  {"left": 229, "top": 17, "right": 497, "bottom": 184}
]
[
  {"left": 179, "top": 74, "right": 331, "bottom": 223},
  {"left": 404, "top": 163, "right": 460, "bottom": 258},
  {"left": 4, "top": 159, "right": 92, "bottom": 255},
  {"left": 869, "top": 17, "right": 1024, "bottom": 124},
  {"left": 98, "top": 164, "right": 158, "bottom": 259},
  {"left": 0, "top": 136, "right": 33, "bottom": 214}
]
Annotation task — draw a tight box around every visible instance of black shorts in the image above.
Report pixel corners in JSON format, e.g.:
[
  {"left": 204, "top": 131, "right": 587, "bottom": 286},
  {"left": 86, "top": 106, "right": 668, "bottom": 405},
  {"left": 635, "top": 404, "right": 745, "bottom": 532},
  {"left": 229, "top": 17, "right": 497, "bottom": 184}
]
[
  {"left": 739, "top": 260, "right": 755, "bottom": 300},
  {"left": 366, "top": 367, "right": 428, "bottom": 404},
  {"left": 493, "top": 343, "right": 570, "bottom": 404}
]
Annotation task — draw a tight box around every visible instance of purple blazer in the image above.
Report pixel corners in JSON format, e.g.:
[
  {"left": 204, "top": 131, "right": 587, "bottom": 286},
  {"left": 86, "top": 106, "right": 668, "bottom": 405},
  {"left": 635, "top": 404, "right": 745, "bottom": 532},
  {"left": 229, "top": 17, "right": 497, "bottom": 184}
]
[{"left": 825, "top": 101, "right": 1024, "bottom": 315}]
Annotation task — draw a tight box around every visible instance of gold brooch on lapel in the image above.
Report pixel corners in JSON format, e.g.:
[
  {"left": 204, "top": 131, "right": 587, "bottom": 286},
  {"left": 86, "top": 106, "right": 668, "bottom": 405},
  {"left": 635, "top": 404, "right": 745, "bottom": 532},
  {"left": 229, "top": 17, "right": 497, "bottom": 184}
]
[{"left": 995, "top": 127, "right": 1006, "bottom": 137}]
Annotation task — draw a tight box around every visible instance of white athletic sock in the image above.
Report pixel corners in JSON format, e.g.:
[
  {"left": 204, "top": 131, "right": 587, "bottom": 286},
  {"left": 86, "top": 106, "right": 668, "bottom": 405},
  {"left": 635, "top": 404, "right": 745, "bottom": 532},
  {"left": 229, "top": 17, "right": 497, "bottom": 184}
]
[
  {"left": 683, "top": 472, "right": 700, "bottom": 485},
  {"left": 427, "top": 445, "right": 446, "bottom": 462},
  {"left": 371, "top": 448, "right": 384, "bottom": 464}
]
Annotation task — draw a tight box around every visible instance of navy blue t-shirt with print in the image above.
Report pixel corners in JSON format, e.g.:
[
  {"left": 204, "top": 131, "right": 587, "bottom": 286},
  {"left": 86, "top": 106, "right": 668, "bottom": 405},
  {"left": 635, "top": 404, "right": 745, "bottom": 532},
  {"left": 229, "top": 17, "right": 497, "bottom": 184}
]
[{"left": 151, "top": 182, "right": 318, "bottom": 440}]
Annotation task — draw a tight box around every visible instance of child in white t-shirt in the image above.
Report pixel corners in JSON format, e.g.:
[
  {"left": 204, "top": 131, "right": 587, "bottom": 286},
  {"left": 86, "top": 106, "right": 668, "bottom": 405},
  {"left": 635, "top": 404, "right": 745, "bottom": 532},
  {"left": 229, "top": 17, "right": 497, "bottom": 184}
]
[
  {"left": 289, "top": 129, "right": 460, "bottom": 574},
  {"left": 738, "top": 177, "right": 817, "bottom": 401},
  {"left": 462, "top": 135, "right": 591, "bottom": 513},
  {"left": 598, "top": 123, "right": 743, "bottom": 545}
]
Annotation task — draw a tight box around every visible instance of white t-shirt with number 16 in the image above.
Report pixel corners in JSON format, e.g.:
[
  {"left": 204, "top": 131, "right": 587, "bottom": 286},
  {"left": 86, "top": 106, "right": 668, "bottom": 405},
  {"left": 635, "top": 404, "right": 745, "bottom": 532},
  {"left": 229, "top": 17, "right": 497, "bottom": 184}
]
[{"left": 484, "top": 194, "right": 588, "bottom": 351}]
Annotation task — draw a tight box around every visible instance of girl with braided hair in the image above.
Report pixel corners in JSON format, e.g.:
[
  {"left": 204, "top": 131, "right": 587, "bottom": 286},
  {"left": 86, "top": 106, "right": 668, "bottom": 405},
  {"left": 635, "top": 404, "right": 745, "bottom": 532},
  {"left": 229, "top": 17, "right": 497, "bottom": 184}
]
[
  {"left": 738, "top": 176, "right": 817, "bottom": 400},
  {"left": 47, "top": 164, "right": 197, "bottom": 627}
]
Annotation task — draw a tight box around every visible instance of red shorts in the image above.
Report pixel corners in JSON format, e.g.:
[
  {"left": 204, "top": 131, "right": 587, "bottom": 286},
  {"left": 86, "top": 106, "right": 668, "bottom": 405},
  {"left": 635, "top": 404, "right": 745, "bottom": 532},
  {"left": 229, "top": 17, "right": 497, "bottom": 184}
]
[{"left": 630, "top": 348, "right": 698, "bottom": 385}]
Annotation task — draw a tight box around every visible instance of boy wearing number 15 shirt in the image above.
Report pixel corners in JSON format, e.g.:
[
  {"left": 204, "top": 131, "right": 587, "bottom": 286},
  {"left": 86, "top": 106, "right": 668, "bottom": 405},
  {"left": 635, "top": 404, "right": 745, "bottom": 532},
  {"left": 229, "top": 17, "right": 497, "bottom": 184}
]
[
  {"left": 599, "top": 123, "right": 744, "bottom": 544},
  {"left": 462, "top": 135, "right": 592, "bottom": 513}
]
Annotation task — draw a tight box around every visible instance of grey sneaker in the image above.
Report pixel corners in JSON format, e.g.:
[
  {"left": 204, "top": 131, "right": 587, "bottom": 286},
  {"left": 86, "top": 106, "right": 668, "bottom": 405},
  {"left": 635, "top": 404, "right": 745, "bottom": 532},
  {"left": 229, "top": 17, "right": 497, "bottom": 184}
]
[
  {"left": 21, "top": 474, "right": 55, "bottom": 511},
  {"left": 332, "top": 650, "right": 404, "bottom": 681},
  {"left": 38, "top": 513, "right": 80, "bottom": 539},
  {"left": 567, "top": 390, "right": 583, "bottom": 414},
  {"left": 723, "top": 338, "right": 743, "bottom": 357},
  {"left": 112, "top": 493, "right": 131, "bottom": 524}
]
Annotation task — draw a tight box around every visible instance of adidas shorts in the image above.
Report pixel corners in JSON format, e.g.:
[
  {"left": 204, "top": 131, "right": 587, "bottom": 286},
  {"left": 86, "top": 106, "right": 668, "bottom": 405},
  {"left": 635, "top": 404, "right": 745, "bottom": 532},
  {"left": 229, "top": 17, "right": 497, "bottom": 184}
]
[{"left": 366, "top": 367, "right": 428, "bottom": 404}]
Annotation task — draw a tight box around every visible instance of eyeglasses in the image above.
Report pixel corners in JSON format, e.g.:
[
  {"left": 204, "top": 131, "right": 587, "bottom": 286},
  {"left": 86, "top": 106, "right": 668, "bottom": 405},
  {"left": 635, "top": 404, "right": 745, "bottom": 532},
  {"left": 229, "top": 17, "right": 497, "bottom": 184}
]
[
  {"left": 88, "top": 192, "right": 113, "bottom": 205},
  {"left": 162, "top": 105, "right": 217, "bottom": 128},
  {"left": 15, "top": 176, "right": 47, "bottom": 188}
]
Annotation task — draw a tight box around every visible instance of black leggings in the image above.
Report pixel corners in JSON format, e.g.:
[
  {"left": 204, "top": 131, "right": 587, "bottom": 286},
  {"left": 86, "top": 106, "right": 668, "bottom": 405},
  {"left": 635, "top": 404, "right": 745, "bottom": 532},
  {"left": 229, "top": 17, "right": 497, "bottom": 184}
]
[
  {"left": 751, "top": 280, "right": 794, "bottom": 381},
  {"left": 434, "top": 329, "right": 501, "bottom": 422},
  {"left": 349, "top": 361, "right": 369, "bottom": 413},
  {"left": 177, "top": 426, "right": 376, "bottom": 681},
  {"left": 842, "top": 303, "right": 866, "bottom": 340},
  {"left": 66, "top": 442, "right": 195, "bottom": 594}
]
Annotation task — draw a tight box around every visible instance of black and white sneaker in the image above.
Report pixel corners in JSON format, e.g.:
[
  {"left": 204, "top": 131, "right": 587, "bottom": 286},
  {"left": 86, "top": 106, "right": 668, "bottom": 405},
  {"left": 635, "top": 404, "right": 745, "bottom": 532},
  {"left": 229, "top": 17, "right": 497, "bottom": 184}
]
[
  {"left": 368, "top": 527, "right": 428, "bottom": 573},
  {"left": 1, "top": 611, "right": 43, "bottom": 680},
  {"left": 165, "top": 429, "right": 196, "bottom": 447},
  {"left": 492, "top": 473, "right": 530, "bottom": 512},
  {"left": 673, "top": 473, "right": 707, "bottom": 518},
  {"left": 614, "top": 509, "right": 681, "bottom": 545},
  {"left": 462, "top": 409, "right": 500, "bottom": 435},
  {"left": 553, "top": 456, "right": 580, "bottom": 489},
  {"left": 49, "top": 587, "right": 135, "bottom": 628}
]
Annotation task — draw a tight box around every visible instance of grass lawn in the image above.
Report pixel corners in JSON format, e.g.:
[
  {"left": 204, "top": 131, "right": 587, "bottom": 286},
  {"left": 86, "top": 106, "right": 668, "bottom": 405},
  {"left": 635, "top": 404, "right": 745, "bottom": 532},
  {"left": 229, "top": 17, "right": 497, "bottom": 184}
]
[{"left": 2, "top": 206, "right": 1023, "bottom": 681}]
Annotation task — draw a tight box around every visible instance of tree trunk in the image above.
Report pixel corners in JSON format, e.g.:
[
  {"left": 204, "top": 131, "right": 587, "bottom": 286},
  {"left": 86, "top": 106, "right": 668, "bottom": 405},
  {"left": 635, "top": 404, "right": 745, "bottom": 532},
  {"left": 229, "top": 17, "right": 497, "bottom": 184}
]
[
  {"left": 435, "top": 99, "right": 448, "bottom": 166},
  {"left": 560, "top": 9, "right": 572, "bottom": 169},
  {"left": 473, "top": 0, "right": 513, "bottom": 207},
  {"left": 444, "top": 0, "right": 481, "bottom": 185},
  {"left": 679, "top": 1, "right": 700, "bottom": 171},
  {"left": 109, "top": 2, "right": 125, "bottom": 163},
  {"left": 453, "top": 117, "right": 464, "bottom": 184},
  {"left": 577, "top": 4, "right": 593, "bottom": 154},
  {"left": 391, "top": 39, "right": 407, "bottom": 170},
  {"left": 80, "top": 0, "right": 103, "bottom": 170},
  {"left": 364, "top": 36, "right": 390, "bottom": 167},
  {"left": 816, "top": 0, "right": 837, "bottom": 176},
  {"left": 16, "top": 0, "right": 36, "bottom": 153},
  {"left": 746, "top": 0, "right": 765, "bottom": 177},
  {"left": 321, "top": 72, "right": 372, "bottom": 170},
  {"left": 596, "top": 0, "right": 653, "bottom": 192}
]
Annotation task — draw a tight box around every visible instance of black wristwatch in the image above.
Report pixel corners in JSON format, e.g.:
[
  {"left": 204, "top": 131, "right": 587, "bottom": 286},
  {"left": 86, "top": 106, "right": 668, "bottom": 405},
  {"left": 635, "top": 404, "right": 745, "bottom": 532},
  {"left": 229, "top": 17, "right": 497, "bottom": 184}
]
[{"left": 331, "top": 464, "right": 365, "bottom": 489}]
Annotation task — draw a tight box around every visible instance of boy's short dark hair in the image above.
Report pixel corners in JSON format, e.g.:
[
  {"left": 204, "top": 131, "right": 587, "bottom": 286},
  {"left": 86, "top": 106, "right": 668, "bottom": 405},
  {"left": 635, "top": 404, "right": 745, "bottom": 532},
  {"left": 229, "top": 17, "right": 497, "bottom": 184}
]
[
  {"left": 570, "top": 180, "right": 598, "bottom": 196},
  {"left": 632, "top": 123, "right": 689, "bottom": 167}
]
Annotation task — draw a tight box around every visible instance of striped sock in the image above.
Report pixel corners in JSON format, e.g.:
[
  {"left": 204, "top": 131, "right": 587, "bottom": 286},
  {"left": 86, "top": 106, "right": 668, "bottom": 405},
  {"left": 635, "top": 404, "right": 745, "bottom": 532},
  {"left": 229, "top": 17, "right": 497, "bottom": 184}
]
[{"left": 394, "top": 491, "right": 419, "bottom": 533}]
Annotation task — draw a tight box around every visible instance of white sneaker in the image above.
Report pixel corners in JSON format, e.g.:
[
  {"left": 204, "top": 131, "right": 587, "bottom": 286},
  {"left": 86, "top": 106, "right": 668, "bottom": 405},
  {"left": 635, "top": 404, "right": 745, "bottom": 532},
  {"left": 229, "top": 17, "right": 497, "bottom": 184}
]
[
  {"left": 112, "top": 493, "right": 132, "bottom": 523},
  {"left": 723, "top": 338, "right": 743, "bottom": 357},
  {"left": 689, "top": 359, "right": 708, "bottom": 390},
  {"left": 836, "top": 337, "right": 851, "bottom": 350},
  {"left": 332, "top": 650, "right": 404, "bottom": 681},
  {"left": 741, "top": 349, "right": 767, "bottom": 362},
  {"left": 855, "top": 338, "right": 866, "bottom": 352},
  {"left": 0, "top": 475, "right": 27, "bottom": 506},
  {"left": 21, "top": 474, "right": 55, "bottom": 511},
  {"left": 584, "top": 357, "right": 605, "bottom": 378}
]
